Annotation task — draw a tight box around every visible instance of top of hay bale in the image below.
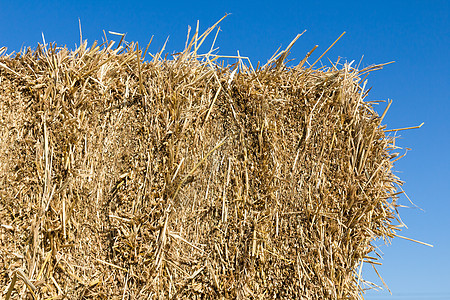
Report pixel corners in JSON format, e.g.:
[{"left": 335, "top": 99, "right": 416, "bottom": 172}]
[{"left": 0, "top": 18, "right": 419, "bottom": 299}]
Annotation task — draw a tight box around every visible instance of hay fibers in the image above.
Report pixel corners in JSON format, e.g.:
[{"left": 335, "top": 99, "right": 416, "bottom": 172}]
[{"left": 0, "top": 21, "right": 413, "bottom": 299}]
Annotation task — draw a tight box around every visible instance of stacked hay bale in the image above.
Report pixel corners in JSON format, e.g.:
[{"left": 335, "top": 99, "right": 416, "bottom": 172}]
[{"left": 0, "top": 25, "right": 405, "bottom": 299}]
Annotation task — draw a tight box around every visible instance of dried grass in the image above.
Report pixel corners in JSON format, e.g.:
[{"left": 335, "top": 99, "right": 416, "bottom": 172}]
[{"left": 1, "top": 19, "right": 411, "bottom": 299}]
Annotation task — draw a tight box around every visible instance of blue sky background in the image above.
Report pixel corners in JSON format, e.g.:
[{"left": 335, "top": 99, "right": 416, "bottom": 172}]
[{"left": 1, "top": 1, "right": 449, "bottom": 299}]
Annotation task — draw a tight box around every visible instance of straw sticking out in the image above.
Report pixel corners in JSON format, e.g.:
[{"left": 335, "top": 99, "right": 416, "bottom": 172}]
[{"left": 0, "top": 18, "right": 423, "bottom": 299}]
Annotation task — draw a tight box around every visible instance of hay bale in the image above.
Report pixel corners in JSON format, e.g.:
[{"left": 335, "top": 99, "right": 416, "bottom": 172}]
[{"left": 1, "top": 24, "right": 407, "bottom": 299}]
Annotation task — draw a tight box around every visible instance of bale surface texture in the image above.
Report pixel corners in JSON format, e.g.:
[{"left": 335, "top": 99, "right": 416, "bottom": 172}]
[{"left": 0, "top": 33, "right": 403, "bottom": 299}]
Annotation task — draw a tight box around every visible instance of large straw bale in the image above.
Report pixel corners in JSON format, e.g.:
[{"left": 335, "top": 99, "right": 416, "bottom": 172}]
[{"left": 1, "top": 24, "right": 407, "bottom": 299}]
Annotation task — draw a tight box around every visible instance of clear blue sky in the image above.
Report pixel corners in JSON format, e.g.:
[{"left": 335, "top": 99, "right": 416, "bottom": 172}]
[{"left": 1, "top": 1, "right": 449, "bottom": 299}]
